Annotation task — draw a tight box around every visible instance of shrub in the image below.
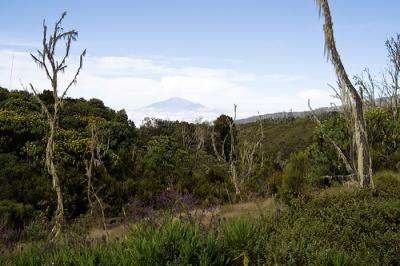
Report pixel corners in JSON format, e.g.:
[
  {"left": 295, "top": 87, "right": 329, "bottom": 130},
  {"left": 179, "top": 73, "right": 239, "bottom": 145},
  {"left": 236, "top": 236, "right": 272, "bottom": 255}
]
[
  {"left": 4, "top": 178, "right": 400, "bottom": 266},
  {"left": 373, "top": 171, "right": 400, "bottom": 197},
  {"left": 281, "top": 150, "right": 310, "bottom": 198},
  {"left": 267, "top": 187, "right": 400, "bottom": 265},
  {"left": 220, "top": 216, "right": 265, "bottom": 265},
  {"left": 128, "top": 219, "right": 200, "bottom": 265},
  {"left": 0, "top": 200, "right": 37, "bottom": 244},
  {"left": 22, "top": 214, "right": 49, "bottom": 242}
]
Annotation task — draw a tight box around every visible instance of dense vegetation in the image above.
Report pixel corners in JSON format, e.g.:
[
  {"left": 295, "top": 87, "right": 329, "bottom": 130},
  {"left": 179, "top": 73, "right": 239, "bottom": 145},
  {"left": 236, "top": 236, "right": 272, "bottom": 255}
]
[
  {"left": 1, "top": 171, "right": 399, "bottom": 265},
  {"left": 0, "top": 87, "right": 316, "bottom": 234},
  {"left": 1, "top": 84, "right": 399, "bottom": 264}
]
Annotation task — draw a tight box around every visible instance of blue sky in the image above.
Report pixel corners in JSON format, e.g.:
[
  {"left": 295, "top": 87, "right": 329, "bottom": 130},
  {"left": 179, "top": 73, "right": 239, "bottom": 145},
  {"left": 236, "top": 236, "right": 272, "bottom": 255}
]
[{"left": 1, "top": 1, "right": 399, "bottom": 123}]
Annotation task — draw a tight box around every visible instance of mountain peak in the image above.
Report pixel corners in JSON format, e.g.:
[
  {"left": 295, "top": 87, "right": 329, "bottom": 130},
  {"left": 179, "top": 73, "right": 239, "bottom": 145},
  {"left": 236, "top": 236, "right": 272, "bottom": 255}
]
[{"left": 145, "top": 97, "right": 204, "bottom": 112}]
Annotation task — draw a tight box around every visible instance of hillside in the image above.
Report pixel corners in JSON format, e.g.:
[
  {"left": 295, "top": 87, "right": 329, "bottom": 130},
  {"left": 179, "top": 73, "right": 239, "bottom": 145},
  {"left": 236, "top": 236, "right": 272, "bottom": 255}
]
[
  {"left": 238, "top": 117, "right": 316, "bottom": 164},
  {"left": 236, "top": 106, "right": 337, "bottom": 124}
]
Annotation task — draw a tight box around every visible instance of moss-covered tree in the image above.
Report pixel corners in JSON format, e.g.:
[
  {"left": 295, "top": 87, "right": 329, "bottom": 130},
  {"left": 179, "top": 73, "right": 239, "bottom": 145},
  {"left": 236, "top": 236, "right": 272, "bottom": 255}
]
[{"left": 29, "top": 12, "right": 86, "bottom": 239}]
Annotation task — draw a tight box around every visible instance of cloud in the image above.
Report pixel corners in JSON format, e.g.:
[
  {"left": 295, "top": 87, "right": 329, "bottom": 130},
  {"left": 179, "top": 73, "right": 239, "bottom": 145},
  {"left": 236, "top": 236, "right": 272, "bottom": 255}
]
[
  {"left": 262, "top": 74, "right": 304, "bottom": 83},
  {"left": 0, "top": 38, "right": 39, "bottom": 48},
  {"left": 298, "top": 89, "right": 331, "bottom": 101},
  {"left": 0, "top": 49, "right": 325, "bottom": 125},
  {"left": 298, "top": 89, "right": 340, "bottom": 108}
]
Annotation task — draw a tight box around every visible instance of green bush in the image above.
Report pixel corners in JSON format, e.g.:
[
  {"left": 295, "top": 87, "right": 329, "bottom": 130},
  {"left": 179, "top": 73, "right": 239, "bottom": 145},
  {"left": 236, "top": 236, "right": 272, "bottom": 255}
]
[
  {"left": 220, "top": 216, "right": 266, "bottom": 265},
  {"left": 22, "top": 215, "right": 49, "bottom": 242},
  {"left": 281, "top": 150, "right": 310, "bottom": 198},
  {"left": 4, "top": 174, "right": 400, "bottom": 265},
  {"left": 267, "top": 188, "right": 400, "bottom": 265},
  {"left": 0, "top": 200, "right": 38, "bottom": 243},
  {"left": 374, "top": 171, "right": 400, "bottom": 197},
  {"left": 128, "top": 219, "right": 200, "bottom": 265}
]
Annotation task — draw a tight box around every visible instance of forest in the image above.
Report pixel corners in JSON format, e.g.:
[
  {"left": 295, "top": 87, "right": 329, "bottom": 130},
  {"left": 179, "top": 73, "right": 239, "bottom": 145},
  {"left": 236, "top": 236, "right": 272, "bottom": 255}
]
[{"left": 1, "top": 0, "right": 400, "bottom": 265}]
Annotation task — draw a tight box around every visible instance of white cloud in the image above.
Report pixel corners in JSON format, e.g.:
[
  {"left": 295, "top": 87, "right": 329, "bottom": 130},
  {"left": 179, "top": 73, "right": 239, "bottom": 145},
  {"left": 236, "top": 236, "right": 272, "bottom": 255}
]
[
  {"left": 262, "top": 74, "right": 304, "bottom": 83},
  {"left": 0, "top": 49, "right": 328, "bottom": 125},
  {"left": 298, "top": 89, "right": 330, "bottom": 101},
  {"left": 298, "top": 89, "right": 340, "bottom": 108}
]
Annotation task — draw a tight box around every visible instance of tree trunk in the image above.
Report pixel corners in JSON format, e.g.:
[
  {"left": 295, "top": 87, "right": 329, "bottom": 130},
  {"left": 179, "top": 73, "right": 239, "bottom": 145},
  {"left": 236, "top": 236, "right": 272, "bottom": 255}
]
[
  {"left": 317, "top": 0, "right": 373, "bottom": 188},
  {"left": 351, "top": 102, "right": 373, "bottom": 187},
  {"left": 47, "top": 120, "right": 64, "bottom": 238}
]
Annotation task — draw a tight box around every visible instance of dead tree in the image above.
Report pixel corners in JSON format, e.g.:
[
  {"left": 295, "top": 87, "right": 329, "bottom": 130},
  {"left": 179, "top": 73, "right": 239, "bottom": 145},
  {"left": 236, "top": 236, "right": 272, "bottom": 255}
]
[
  {"left": 316, "top": 0, "right": 373, "bottom": 188},
  {"left": 237, "top": 114, "right": 264, "bottom": 184},
  {"left": 194, "top": 121, "right": 207, "bottom": 151},
  {"left": 354, "top": 68, "right": 378, "bottom": 109},
  {"left": 381, "top": 34, "right": 400, "bottom": 122},
  {"left": 211, "top": 105, "right": 265, "bottom": 197},
  {"left": 29, "top": 12, "right": 86, "bottom": 238},
  {"left": 228, "top": 104, "right": 240, "bottom": 195},
  {"left": 85, "top": 119, "right": 109, "bottom": 242}
]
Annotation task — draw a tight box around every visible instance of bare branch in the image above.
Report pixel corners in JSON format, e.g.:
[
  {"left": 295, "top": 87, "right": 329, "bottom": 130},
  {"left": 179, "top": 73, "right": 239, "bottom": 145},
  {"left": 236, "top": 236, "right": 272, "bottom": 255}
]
[
  {"left": 28, "top": 83, "right": 52, "bottom": 119},
  {"left": 61, "top": 49, "right": 86, "bottom": 100},
  {"left": 30, "top": 53, "right": 53, "bottom": 82}
]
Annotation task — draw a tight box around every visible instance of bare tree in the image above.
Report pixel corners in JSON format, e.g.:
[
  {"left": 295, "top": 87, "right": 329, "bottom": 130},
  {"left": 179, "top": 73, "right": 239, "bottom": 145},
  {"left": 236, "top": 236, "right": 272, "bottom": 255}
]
[
  {"left": 29, "top": 12, "right": 86, "bottom": 238},
  {"left": 354, "top": 68, "right": 378, "bottom": 109},
  {"left": 236, "top": 113, "right": 264, "bottom": 186},
  {"left": 85, "top": 119, "right": 109, "bottom": 242},
  {"left": 315, "top": 0, "right": 372, "bottom": 188},
  {"left": 381, "top": 34, "right": 400, "bottom": 122},
  {"left": 228, "top": 104, "right": 241, "bottom": 195},
  {"left": 194, "top": 119, "right": 208, "bottom": 151},
  {"left": 211, "top": 105, "right": 265, "bottom": 197}
]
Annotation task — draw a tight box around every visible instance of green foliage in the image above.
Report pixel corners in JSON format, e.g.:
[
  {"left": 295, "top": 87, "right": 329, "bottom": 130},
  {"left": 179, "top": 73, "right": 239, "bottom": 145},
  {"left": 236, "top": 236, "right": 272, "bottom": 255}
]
[
  {"left": 310, "top": 108, "right": 400, "bottom": 177},
  {"left": 2, "top": 86, "right": 400, "bottom": 265},
  {"left": 0, "top": 200, "right": 36, "bottom": 229},
  {"left": 267, "top": 171, "right": 283, "bottom": 195},
  {"left": 267, "top": 179, "right": 400, "bottom": 265},
  {"left": 374, "top": 171, "right": 400, "bottom": 198},
  {"left": 331, "top": 252, "right": 351, "bottom": 266},
  {"left": 213, "top": 114, "right": 235, "bottom": 161},
  {"left": 128, "top": 219, "right": 200, "bottom": 265},
  {"left": 0, "top": 88, "right": 138, "bottom": 222},
  {"left": 0, "top": 200, "right": 38, "bottom": 243},
  {"left": 220, "top": 216, "right": 265, "bottom": 264},
  {"left": 281, "top": 150, "right": 310, "bottom": 197},
  {"left": 7, "top": 181, "right": 399, "bottom": 265},
  {"left": 239, "top": 117, "right": 315, "bottom": 168},
  {"left": 22, "top": 214, "right": 50, "bottom": 242}
]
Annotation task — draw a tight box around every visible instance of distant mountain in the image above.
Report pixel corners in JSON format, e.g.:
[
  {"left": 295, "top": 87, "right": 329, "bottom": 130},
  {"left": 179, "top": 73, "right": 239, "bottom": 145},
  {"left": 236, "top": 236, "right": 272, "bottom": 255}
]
[
  {"left": 145, "top": 97, "right": 205, "bottom": 112},
  {"left": 236, "top": 106, "right": 338, "bottom": 124}
]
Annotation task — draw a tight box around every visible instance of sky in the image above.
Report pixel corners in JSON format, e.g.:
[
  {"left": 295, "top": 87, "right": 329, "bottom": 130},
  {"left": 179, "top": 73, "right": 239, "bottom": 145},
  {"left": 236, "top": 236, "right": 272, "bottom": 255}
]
[{"left": 1, "top": 0, "right": 399, "bottom": 124}]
